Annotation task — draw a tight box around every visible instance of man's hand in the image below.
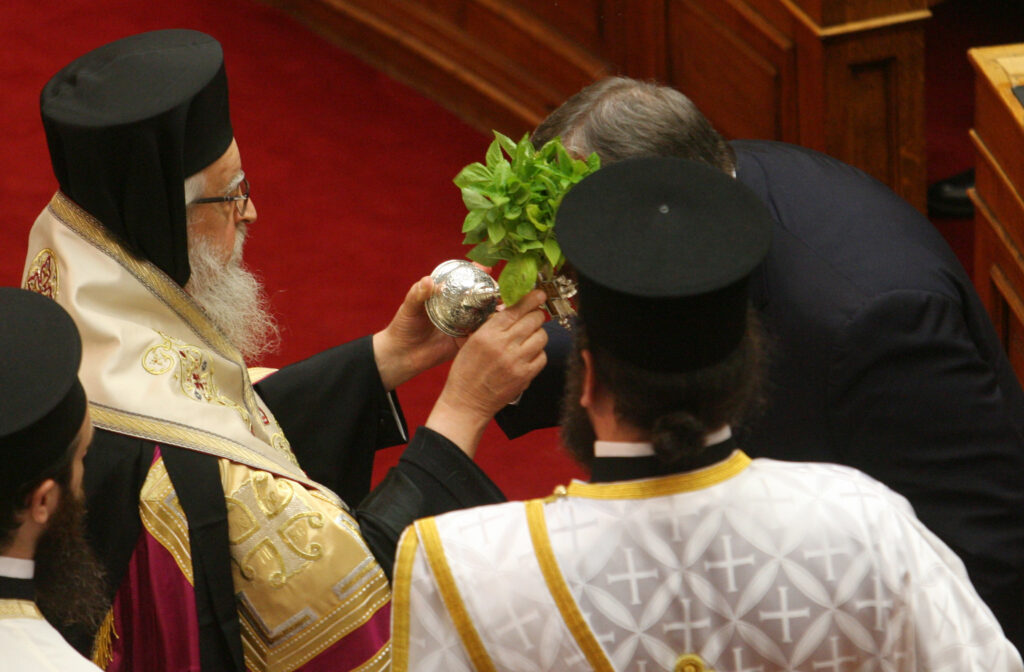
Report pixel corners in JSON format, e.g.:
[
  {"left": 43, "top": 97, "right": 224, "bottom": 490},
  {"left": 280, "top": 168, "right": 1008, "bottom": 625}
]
[
  {"left": 373, "top": 277, "right": 459, "bottom": 391},
  {"left": 425, "top": 288, "right": 549, "bottom": 456}
]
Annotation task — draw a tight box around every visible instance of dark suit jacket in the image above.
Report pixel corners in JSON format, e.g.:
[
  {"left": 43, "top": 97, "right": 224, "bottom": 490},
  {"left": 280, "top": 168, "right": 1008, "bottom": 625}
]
[{"left": 498, "top": 140, "right": 1024, "bottom": 649}]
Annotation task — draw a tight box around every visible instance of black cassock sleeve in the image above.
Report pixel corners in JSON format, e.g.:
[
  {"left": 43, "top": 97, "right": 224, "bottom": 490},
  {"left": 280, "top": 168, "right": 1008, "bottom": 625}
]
[
  {"left": 356, "top": 427, "right": 506, "bottom": 579},
  {"left": 254, "top": 335, "right": 408, "bottom": 506}
]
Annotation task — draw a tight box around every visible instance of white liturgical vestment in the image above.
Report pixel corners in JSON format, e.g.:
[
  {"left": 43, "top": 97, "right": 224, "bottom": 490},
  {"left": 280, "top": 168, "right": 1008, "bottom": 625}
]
[
  {"left": 0, "top": 559, "right": 100, "bottom": 672},
  {"left": 391, "top": 450, "right": 1022, "bottom": 671}
]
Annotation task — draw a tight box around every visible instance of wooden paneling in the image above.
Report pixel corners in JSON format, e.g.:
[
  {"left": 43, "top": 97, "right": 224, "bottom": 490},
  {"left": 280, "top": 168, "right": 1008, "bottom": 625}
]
[
  {"left": 667, "top": 0, "right": 797, "bottom": 142},
  {"left": 791, "top": 0, "right": 927, "bottom": 26},
  {"left": 972, "top": 195, "right": 1024, "bottom": 380},
  {"left": 263, "top": 0, "right": 931, "bottom": 210},
  {"left": 970, "top": 44, "right": 1024, "bottom": 381},
  {"left": 821, "top": 22, "right": 925, "bottom": 202}
]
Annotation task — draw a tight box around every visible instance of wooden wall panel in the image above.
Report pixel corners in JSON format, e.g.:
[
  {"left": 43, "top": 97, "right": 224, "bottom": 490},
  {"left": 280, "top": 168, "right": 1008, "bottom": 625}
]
[
  {"left": 667, "top": 0, "right": 797, "bottom": 142},
  {"left": 822, "top": 24, "right": 925, "bottom": 200},
  {"left": 972, "top": 195, "right": 1024, "bottom": 381},
  {"left": 463, "top": 0, "right": 606, "bottom": 94},
  {"left": 264, "top": 0, "right": 931, "bottom": 210},
  {"left": 514, "top": 0, "right": 603, "bottom": 52},
  {"left": 792, "top": 0, "right": 926, "bottom": 25}
]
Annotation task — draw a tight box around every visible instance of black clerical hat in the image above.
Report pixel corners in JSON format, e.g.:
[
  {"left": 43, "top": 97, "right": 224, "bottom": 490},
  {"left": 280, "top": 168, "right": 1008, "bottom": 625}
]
[
  {"left": 41, "top": 29, "right": 234, "bottom": 287},
  {"left": 557, "top": 157, "right": 772, "bottom": 372},
  {"left": 0, "top": 288, "right": 86, "bottom": 488}
]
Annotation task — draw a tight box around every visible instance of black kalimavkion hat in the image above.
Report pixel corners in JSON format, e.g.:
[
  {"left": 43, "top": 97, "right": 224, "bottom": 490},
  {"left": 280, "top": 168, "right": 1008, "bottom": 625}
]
[
  {"left": 556, "top": 157, "right": 773, "bottom": 372},
  {"left": 0, "top": 288, "right": 86, "bottom": 489},
  {"left": 40, "top": 29, "right": 235, "bottom": 286}
]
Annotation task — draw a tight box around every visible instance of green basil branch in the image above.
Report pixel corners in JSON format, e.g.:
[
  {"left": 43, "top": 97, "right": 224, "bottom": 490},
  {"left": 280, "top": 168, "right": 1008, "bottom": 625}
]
[{"left": 454, "top": 131, "right": 600, "bottom": 306}]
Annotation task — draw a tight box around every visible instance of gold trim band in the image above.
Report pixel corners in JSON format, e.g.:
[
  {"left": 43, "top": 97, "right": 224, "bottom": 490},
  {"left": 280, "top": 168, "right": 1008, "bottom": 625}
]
[
  {"left": 418, "top": 518, "right": 497, "bottom": 672},
  {"left": 566, "top": 451, "right": 752, "bottom": 500},
  {"left": 525, "top": 500, "right": 614, "bottom": 670},
  {"left": 0, "top": 599, "right": 43, "bottom": 620},
  {"left": 390, "top": 529, "right": 419, "bottom": 671},
  {"left": 89, "top": 403, "right": 317, "bottom": 491}
]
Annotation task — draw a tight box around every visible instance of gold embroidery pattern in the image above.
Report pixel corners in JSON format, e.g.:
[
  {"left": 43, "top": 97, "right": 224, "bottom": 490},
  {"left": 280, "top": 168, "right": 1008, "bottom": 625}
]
[
  {"left": 258, "top": 407, "right": 295, "bottom": 458},
  {"left": 238, "top": 562, "right": 390, "bottom": 671},
  {"left": 228, "top": 471, "right": 325, "bottom": 588},
  {"left": 143, "top": 331, "right": 253, "bottom": 432},
  {"left": 89, "top": 403, "right": 307, "bottom": 485},
  {"left": 0, "top": 599, "right": 43, "bottom": 620},
  {"left": 222, "top": 461, "right": 391, "bottom": 672},
  {"left": 140, "top": 458, "right": 193, "bottom": 584},
  {"left": 24, "top": 248, "right": 59, "bottom": 299}
]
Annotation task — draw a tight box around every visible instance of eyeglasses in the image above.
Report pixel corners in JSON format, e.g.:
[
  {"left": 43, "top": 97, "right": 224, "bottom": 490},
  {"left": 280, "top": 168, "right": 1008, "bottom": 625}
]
[{"left": 193, "top": 177, "right": 250, "bottom": 216}]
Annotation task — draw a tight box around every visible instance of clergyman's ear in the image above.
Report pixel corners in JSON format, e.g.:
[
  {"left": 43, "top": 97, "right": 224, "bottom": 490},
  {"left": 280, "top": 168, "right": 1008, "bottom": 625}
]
[{"left": 25, "top": 479, "right": 60, "bottom": 526}]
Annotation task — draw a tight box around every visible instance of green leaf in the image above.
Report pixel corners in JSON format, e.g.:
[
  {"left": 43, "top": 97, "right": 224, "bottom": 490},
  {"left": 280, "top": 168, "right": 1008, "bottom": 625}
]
[
  {"left": 461, "top": 209, "right": 486, "bottom": 233},
  {"left": 543, "top": 237, "right": 562, "bottom": 267},
  {"left": 537, "top": 138, "right": 559, "bottom": 160},
  {"left": 498, "top": 254, "right": 539, "bottom": 306},
  {"left": 463, "top": 228, "right": 487, "bottom": 245},
  {"left": 516, "top": 221, "right": 538, "bottom": 240},
  {"left": 556, "top": 143, "right": 573, "bottom": 172},
  {"left": 586, "top": 152, "right": 601, "bottom": 170},
  {"left": 453, "top": 162, "right": 491, "bottom": 188},
  {"left": 461, "top": 188, "right": 492, "bottom": 211},
  {"left": 492, "top": 160, "right": 511, "bottom": 184},
  {"left": 494, "top": 131, "right": 517, "bottom": 156},
  {"left": 487, "top": 219, "right": 506, "bottom": 244},
  {"left": 524, "top": 203, "right": 542, "bottom": 227},
  {"left": 485, "top": 138, "right": 504, "bottom": 168},
  {"left": 467, "top": 241, "right": 503, "bottom": 266}
]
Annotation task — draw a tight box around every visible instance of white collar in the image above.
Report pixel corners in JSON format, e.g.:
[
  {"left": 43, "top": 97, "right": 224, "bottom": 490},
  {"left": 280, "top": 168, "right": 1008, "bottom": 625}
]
[
  {"left": 593, "top": 425, "right": 732, "bottom": 458},
  {"left": 0, "top": 557, "right": 35, "bottom": 580}
]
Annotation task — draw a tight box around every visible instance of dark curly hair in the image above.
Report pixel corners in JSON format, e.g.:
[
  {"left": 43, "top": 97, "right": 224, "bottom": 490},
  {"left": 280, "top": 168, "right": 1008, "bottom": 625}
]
[{"left": 563, "top": 311, "right": 766, "bottom": 466}]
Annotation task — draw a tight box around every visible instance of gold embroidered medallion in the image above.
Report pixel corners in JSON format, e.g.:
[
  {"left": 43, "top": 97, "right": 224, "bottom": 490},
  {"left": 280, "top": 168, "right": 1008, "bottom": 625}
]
[
  {"left": 24, "top": 248, "right": 59, "bottom": 299},
  {"left": 227, "top": 470, "right": 326, "bottom": 588},
  {"left": 143, "top": 331, "right": 252, "bottom": 431}
]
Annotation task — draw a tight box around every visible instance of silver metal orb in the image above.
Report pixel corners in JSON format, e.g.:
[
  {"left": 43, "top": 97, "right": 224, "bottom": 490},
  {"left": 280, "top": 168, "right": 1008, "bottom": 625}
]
[{"left": 426, "top": 260, "right": 501, "bottom": 337}]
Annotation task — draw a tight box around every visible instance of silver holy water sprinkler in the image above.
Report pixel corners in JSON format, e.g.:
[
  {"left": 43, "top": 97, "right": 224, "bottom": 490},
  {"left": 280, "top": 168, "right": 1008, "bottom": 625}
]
[
  {"left": 425, "top": 260, "right": 501, "bottom": 337},
  {"left": 426, "top": 259, "right": 578, "bottom": 337}
]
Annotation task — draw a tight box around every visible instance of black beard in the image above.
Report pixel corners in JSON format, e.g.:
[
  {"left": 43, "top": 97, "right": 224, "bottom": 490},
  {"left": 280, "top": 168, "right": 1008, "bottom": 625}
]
[
  {"left": 559, "top": 359, "right": 597, "bottom": 469},
  {"left": 34, "top": 490, "right": 109, "bottom": 634}
]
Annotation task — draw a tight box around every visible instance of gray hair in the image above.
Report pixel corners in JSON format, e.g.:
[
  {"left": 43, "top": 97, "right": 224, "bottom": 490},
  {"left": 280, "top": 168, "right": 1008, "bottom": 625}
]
[
  {"left": 184, "top": 172, "right": 206, "bottom": 207},
  {"left": 532, "top": 77, "right": 735, "bottom": 173}
]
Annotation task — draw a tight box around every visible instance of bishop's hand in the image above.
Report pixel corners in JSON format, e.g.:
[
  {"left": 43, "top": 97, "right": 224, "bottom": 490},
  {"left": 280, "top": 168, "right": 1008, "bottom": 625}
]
[
  {"left": 426, "top": 288, "right": 548, "bottom": 456},
  {"left": 373, "top": 276, "right": 460, "bottom": 391}
]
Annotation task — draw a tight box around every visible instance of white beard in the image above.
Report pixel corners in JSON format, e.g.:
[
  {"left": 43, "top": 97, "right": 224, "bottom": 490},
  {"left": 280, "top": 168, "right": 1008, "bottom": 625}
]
[{"left": 184, "top": 223, "right": 280, "bottom": 362}]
